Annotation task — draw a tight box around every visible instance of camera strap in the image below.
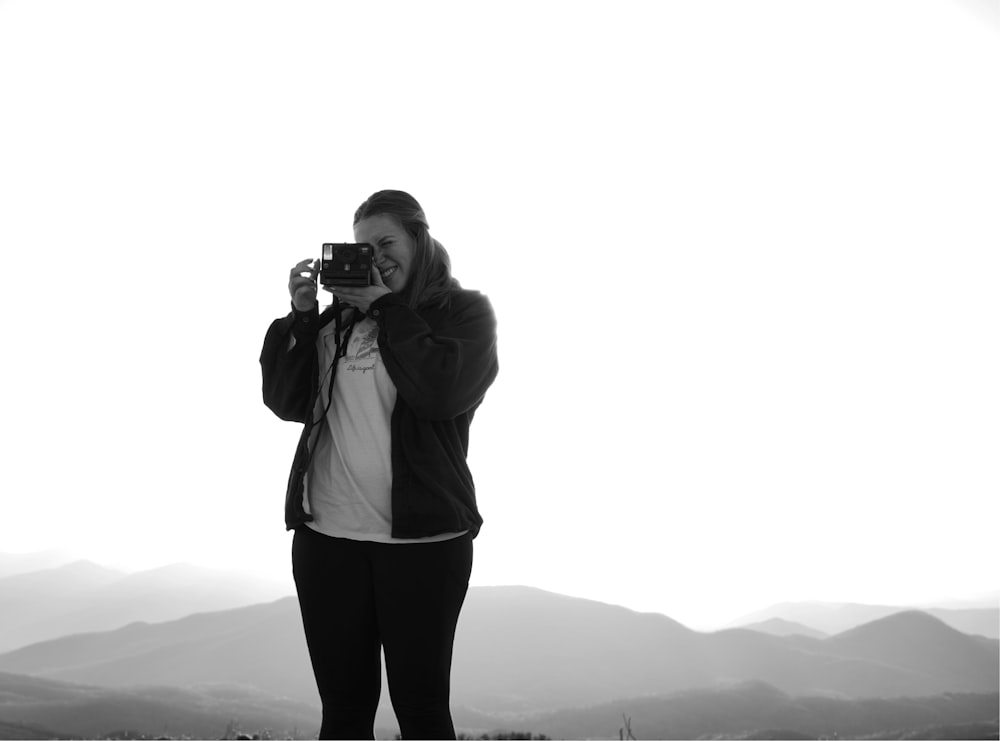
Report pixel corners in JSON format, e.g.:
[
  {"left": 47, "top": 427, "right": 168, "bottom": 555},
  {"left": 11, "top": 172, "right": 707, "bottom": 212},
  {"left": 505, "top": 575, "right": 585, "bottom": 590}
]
[{"left": 309, "top": 301, "right": 361, "bottom": 428}]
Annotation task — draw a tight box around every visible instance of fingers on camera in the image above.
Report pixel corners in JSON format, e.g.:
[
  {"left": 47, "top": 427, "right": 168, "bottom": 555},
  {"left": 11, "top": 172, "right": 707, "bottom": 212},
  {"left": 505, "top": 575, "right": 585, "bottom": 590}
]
[{"left": 291, "top": 259, "right": 316, "bottom": 278}]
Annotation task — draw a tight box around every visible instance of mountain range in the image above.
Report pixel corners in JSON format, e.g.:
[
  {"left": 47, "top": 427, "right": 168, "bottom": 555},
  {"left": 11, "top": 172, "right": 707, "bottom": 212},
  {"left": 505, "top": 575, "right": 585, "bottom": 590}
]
[
  {"left": 0, "top": 671, "right": 995, "bottom": 741},
  {"left": 522, "top": 680, "right": 1000, "bottom": 740},
  {"left": 0, "top": 554, "right": 996, "bottom": 738},
  {"left": 728, "top": 597, "right": 1000, "bottom": 639},
  {"left": 0, "top": 586, "right": 996, "bottom": 729},
  {"left": 737, "top": 618, "right": 829, "bottom": 640},
  {"left": 1, "top": 556, "right": 996, "bottom": 652},
  {"left": 0, "top": 671, "right": 319, "bottom": 740},
  {"left": 0, "top": 558, "right": 292, "bottom": 652},
  {"left": 453, "top": 587, "right": 998, "bottom": 712},
  {"left": 0, "top": 550, "right": 78, "bottom": 580}
]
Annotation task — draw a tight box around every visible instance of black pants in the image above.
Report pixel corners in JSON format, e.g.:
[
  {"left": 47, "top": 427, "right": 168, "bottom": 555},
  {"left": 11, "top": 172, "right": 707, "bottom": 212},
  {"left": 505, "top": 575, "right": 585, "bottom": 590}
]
[{"left": 292, "top": 525, "right": 473, "bottom": 740}]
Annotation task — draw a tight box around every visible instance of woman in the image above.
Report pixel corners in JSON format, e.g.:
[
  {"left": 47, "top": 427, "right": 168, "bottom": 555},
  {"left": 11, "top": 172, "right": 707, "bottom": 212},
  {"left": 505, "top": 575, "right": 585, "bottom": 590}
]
[{"left": 260, "top": 190, "right": 499, "bottom": 740}]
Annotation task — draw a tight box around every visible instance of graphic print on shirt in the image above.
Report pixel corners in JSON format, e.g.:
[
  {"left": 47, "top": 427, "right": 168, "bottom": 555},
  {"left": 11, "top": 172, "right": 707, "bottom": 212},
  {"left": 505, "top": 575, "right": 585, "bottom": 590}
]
[{"left": 346, "top": 322, "right": 380, "bottom": 375}]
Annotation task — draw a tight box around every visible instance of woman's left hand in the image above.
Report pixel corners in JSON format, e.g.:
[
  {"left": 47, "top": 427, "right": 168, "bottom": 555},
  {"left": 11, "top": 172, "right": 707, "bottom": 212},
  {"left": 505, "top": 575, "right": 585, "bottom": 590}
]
[{"left": 326, "top": 264, "right": 392, "bottom": 314}]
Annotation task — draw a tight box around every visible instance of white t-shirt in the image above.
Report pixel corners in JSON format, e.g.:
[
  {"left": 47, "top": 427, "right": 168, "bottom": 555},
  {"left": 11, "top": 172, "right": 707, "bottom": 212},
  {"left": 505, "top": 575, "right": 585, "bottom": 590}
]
[{"left": 303, "top": 313, "right": 465, "bottom": 544}]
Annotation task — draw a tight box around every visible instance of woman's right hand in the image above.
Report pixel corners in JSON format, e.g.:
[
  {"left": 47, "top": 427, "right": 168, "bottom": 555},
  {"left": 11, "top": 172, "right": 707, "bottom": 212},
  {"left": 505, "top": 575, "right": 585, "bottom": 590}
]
[{"left": 288, "top": 258, "right": 319, "bottom": 312}]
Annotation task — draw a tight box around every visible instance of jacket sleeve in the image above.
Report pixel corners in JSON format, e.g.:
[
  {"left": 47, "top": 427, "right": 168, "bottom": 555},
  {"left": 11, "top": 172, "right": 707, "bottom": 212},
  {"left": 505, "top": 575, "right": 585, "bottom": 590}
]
[
  {"left": 260, "top": 305, "right": 321, "bottom": 423},
  {"left": 370, "top": 290, "right": 499, "bottom": 421}
]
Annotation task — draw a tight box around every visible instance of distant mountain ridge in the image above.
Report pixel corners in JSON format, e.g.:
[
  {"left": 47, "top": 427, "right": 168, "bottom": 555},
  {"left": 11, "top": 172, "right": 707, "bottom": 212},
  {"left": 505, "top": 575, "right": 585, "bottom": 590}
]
[
  {"left": 0, "top": 598, "right": 316, "bottom": 706},
  {"left": 0, "top": 586, "right": 996, "bottom": 718},
  {"left": 821, "top": 610, "right": 999, "bottom": 691},
  {"left": 3, "top": 551, "right": 994, "bottom": 644},
  {"left": 0, "top": 559, "right": 294, "bottom": 652},
  {"left": 738, "top": 618, "right": 828, "bottom": 639},
  {"left": 728, "top": 598, "right": 999, "bottom": 639},
  {"left": 1, "top": 552, "right": 996, "bottom": 733},
  {"left": 0, "top": 550, "right": 77, "bottom": 579}
]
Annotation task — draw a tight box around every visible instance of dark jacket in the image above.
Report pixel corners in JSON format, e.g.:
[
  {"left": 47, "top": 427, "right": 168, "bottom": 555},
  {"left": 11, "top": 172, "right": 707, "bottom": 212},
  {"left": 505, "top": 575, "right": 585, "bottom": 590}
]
[{"left": 260, "top": 289, "right": 498, "bottom": 538}]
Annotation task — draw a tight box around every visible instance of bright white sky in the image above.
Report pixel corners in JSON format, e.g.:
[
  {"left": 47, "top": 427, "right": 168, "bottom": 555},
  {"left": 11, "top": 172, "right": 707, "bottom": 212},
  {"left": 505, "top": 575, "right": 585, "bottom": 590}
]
[{"left": 0, "top": 0, "right": 997, "bottom": 630}]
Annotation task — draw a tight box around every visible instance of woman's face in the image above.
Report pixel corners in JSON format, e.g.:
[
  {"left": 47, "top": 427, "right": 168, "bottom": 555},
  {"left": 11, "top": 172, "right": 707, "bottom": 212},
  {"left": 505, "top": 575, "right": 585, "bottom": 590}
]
[{"left": 354, "top": 214, "right": 416, "bottom": 293}]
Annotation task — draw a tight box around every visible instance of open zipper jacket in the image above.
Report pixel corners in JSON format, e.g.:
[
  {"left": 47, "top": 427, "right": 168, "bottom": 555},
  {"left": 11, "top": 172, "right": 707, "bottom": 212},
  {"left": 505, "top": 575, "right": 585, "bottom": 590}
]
[{"left": 260, "top": 289, "right": 499, "bottom": 538}]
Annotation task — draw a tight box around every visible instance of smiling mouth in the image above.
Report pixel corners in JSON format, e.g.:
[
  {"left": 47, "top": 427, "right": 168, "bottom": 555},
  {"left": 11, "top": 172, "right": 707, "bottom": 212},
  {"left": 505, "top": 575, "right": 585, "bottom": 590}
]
[{"left": 380, "top": 266, "right": 398, "bottom": 279}]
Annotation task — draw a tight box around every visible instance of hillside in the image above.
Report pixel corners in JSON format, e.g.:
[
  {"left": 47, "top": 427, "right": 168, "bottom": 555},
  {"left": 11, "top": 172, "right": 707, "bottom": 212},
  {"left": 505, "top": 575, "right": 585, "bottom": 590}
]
[
  {"left": 0, "top": 671, "right": 995, "bottom": 741},
  {"left": 0, "top": 671, "right": 318, "bottom": 740},
  {"left": 0, "top": 719, "right": 74, "bottom": 741},
  {"left": 0, "top": 560, "right": 293, "bottom": 652},
  {"left": 0, "top": 561, "right": 127, "bottom": 653},
  {"left": 0, "top": 586, "right": 996, "bottom": 718},
  {"left": 729, "top": 600, "right": 1000, "bottom": 639},
  {"left": 0, "top": 598, "right": 317, "bottom": 706},
  {"left": 521, "top": 681, "right": 999, "bottom": 740},
  {"left": 820, "top": 610, "right": 999, "bottom": 690},
  {"left": 0, "top": 550, "right": 77, "bottom": 579},
  {"left": 739, "top": 618, "right": 828, "bottom": 640}
]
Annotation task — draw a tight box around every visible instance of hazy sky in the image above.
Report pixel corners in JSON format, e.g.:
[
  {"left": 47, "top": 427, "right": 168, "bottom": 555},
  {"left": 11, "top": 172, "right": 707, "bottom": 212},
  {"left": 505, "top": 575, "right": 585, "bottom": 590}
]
[{"left": 1, "top": 0, "right": 997, "bottom": 630}]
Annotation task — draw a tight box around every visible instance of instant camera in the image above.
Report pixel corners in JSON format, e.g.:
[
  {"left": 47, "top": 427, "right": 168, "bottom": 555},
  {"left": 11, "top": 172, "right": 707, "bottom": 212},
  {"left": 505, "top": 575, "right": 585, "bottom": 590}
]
[{"left": 319, "top": 243, "right": 373, "bottom": 287}]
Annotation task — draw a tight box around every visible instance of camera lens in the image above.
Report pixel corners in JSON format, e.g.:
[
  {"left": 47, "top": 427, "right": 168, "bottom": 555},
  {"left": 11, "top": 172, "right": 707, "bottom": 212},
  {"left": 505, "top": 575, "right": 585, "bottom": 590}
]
[{"left": 333, "top": 245, "right": 359, "bottom": 264}]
